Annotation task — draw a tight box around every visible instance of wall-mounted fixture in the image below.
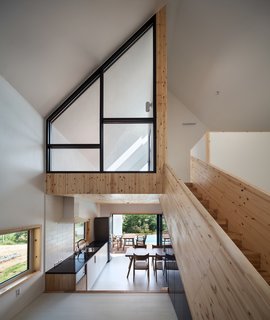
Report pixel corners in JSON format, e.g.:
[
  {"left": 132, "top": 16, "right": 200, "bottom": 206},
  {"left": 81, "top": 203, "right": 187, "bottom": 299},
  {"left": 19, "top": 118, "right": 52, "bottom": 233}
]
[
  {"left": 182, "top": 122, "right": 196, "bottom": 126},
  {"left": 145, "top": 101, "right": 153, "bottom": 112}
]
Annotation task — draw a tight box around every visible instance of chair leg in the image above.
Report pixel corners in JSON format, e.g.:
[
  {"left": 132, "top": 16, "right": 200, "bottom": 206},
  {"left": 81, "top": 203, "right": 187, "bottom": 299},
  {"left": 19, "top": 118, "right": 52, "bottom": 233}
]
[{"left": 126, "top": 257, "right": 133, "bottom": 278}]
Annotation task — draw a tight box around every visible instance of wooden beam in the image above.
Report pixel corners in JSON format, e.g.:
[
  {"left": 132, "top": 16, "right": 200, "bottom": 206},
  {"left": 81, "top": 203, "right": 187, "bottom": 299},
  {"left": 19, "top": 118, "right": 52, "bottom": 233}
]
[{"left": 160, "top": 164, "right": 270, "bottom": 320}]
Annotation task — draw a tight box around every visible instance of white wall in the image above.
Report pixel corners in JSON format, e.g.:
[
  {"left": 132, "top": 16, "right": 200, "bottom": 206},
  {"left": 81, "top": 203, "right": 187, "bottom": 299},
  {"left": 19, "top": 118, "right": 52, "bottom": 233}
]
[
  {"left": 167, "top": 91, "right": 207, "bottom": 181},
  {"left": 74, "top": 197, "right": 100, "bottom": 243},
  {"left": 0, "top": 76, "right": 44, "bottom": 319},
  {"left": 210, "top": 132, "right": 270, "bottom": 193},
  {"left": 45, "top": 196, "right": 100, "bottom": 271},
  {"left": 190, "top": 134, "right": 208, "bottom": 162},
  {"left": 45, "top": 195, "right": 74, "bottom": 271}
]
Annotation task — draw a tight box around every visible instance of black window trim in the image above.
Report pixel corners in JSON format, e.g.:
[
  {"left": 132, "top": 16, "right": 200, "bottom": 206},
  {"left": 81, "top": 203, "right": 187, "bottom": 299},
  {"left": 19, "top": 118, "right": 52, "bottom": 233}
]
[{"left": 46, "top": 15, "right": 156, "bottom": 173}]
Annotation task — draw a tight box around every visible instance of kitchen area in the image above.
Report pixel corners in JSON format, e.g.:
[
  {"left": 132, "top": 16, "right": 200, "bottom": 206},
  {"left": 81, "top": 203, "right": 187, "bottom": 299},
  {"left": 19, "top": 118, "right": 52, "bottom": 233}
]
[
  {"left": 45, "top": 217, "right": 111, "bottom": 292},
  {"left": 45, "top": 196, "right": 112, "bottom": 292}
]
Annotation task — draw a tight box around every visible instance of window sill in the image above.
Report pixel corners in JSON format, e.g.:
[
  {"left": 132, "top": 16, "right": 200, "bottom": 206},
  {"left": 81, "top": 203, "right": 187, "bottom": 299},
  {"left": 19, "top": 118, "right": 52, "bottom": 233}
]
[{"left": 0, "top": 271, "right": 40, "bottom": 296}]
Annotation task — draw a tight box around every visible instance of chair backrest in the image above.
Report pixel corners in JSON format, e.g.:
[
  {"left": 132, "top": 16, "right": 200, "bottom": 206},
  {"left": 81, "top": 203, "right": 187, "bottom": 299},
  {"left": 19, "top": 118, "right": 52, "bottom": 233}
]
[
  {"left": 134, "top": 244, "right": 147, "bottom": 249},
  {"left": 136, "top": 235, "right": 147, "bottom": 247},
  {"left": 152, "top": 245, "right": 163, "bottom": 249},
  {"left": 165, "top": 253, "right": 178, "bottom": 270},
  {"left": 155, "top": 253, "right": 164, "bottom": 261},
  {"left": 133, "top": 253, "right": 149, "bottom": 261}
]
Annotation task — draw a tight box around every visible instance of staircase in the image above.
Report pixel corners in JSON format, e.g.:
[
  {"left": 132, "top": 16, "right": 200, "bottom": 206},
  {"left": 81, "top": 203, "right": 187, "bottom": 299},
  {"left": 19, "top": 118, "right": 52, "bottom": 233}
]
[{"left": 186, "top": 182, "right": 270, "bottom": 285}]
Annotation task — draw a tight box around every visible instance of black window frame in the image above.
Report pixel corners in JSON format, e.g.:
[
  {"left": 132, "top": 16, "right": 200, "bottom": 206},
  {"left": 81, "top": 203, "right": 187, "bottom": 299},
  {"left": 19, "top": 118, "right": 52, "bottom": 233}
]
[{"left": 46, "top": 15, "right": 156, "bottom": 173}]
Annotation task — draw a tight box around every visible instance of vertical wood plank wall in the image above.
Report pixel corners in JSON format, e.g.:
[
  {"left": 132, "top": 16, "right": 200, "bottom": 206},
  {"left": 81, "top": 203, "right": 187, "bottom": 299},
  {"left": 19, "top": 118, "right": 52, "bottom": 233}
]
[
  {"left": 191, "top": 156, "right": 270, "bottom": 274},
  {"left": 46, "top": 7, "right": 167, "bottom": 196},
  {"left": 160, "top": 164, "right": 270, "bottom": 320}
]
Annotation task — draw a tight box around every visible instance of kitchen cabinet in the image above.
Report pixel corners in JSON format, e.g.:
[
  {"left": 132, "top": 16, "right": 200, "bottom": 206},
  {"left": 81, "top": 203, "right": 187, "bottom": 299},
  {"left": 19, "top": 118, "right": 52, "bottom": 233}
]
[
  {"left": 45, "top": 241, "right": 108, "bottom": 292},
  {"left": 87, "top": 242, "right": 108, "bottom": 289},
  {"left": 166, "top": 254, "right": 192, "bottom": 320}
]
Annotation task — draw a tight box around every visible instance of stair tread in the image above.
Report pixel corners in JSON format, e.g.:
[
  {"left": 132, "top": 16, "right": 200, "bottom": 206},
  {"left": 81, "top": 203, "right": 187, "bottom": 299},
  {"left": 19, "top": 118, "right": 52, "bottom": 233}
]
[
  {"left": 217, "top": 219, "right": 228, "bottom": 224},
  {"left": 227, "top": 231, "right": 242, "bottom": 237}
]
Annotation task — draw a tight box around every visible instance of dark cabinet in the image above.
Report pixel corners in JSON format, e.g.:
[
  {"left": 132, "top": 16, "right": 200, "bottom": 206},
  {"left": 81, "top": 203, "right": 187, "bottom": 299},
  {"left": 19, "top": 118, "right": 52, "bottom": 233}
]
[{"left": 166, "top": 254, "right": 192, "bottom": 320}]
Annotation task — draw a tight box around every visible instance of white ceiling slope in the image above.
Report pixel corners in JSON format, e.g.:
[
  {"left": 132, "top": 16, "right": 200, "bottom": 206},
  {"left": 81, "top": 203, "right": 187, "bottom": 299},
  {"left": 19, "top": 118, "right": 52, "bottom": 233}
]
[
  {"left": 168, "top": 0, "right": 270, "bottom": 131},
  {"left": 0, "top": 0, "right": 166, "bottom": 117},
  {"left": 0, "top": 0, "right": 269, "bottom": 131}
]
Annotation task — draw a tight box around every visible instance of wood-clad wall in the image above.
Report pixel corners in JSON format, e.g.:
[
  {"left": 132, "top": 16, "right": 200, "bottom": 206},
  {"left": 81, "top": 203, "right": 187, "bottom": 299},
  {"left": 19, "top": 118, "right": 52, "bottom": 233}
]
[
  {"left": 160, "top": 164, "right": 270, "bottom": 320},
  {"left": 46, "top": 7, "right": 167, "bottom": 196},
  {"left": 191, "top": 156, "right": 270, "bottom": 274}
]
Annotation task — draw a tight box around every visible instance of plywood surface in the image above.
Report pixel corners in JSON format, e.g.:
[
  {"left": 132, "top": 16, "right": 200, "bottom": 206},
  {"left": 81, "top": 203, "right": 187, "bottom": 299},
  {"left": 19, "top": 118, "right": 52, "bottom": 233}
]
[
  {"left": 191, "top": 156, "right": 270, "bottom": 274},
  {"left": 160, "top": 164, "right": 270, "bottom": 320}
]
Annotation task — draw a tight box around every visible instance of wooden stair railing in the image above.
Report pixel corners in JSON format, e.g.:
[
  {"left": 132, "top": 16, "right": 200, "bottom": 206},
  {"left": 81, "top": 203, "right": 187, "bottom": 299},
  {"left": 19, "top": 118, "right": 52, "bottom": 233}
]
[
  {"left": 186, "top": 182, "right": 270, "bottom": 285},
  {"left": 160, "top": 164, "right": 270, "bottom": 320}
]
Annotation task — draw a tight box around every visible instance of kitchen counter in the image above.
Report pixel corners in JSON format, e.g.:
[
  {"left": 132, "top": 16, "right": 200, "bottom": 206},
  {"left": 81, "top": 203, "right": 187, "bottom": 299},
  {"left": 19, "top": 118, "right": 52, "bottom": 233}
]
[{"left": 46, "top": 241, "right": 107, "bottom": 274}]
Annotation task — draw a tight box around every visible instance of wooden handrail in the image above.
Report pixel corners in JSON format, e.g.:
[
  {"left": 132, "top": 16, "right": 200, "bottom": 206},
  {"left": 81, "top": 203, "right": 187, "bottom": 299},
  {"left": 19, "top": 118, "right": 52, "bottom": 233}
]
[{"left": 160, "top": 164, "right": 270, "bottom": 320}]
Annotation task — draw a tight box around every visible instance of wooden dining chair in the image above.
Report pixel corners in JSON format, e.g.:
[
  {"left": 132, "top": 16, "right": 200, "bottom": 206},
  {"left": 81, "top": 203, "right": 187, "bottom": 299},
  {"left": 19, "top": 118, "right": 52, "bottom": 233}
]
[
  {"left": 136, "top": 235, "right": 147, "bottom": 247},
  {"left": 164, "top": 253, "right": 177, "bottom": 281},
  {"left": 134, "top": 244, "right": 147, "bottom": 249},
  {"left": 133, "top": 253, "right": 150, "bottom": 282},
  {"left": 151, "top": 245, "right": 164, "bottom": 266},
  {"left": 153, "top": 253, "right": 164, "bottom": 281}
]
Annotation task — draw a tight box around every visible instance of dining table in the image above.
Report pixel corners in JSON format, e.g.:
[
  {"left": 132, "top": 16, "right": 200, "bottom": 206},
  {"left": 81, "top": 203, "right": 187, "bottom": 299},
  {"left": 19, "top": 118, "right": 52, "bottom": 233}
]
[{"left": 125, "top": 247, "right": 173, "bottom": 278}]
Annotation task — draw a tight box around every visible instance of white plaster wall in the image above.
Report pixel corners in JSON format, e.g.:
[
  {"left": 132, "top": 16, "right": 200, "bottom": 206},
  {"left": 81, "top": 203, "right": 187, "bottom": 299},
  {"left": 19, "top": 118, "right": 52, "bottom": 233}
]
[
  {"left": 168, "top": 91, "right": 207, "bottom": 181},
  {"left": 210, "top": 132, "right": 270, "bottom": 193},
  {"left": 75, "top": 198, "right": 100, "bottom": 243},
  {"left": 100, "top": 203, "right": 162, "bottom": 216},
  {"left": 45, "top": 196, "right": 100, "bottom": 271},
  {"left": 45, "top": 195, "right": 74, "bottom": 271},
  {"left": 190, "top": 134, "right": 207, "bottom": 162},
  {"left": 0, "top": 76, "right": 44, "bottom": 320}
]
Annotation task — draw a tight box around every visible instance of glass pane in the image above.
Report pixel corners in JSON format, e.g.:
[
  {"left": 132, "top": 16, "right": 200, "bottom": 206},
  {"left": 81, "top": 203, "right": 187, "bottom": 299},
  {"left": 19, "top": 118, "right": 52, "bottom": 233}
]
[
  {"left": 104, "top": 27, "right": 153, "bottom": 118},
  {"left": 75, "top": 223, "right": 85, "bottom": 243},
  {"left": 51, "top": 79, "right": 100, "bottom": 144},
  {"left": 122, "top": 214, "right": 157, "bottom": 245},
  {"left": 162, "top": 217, "right": 171, "bottom": 246},
  {"left": 51, "top": 149, "right": 99, "bottom": 171},
  {"left": 104, "top": 123, "right": 153, "bottom": 172},
  {"left": 0, "top": 231, "right": 28, "bottom": 284}
]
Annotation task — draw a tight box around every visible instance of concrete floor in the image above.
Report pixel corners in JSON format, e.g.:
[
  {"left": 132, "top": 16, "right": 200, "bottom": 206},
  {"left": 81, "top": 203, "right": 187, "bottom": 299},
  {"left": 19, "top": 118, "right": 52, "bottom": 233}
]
[
  {"left": 91, "top": 254, "right": 167, "bottom": 291},
  {"left": 12, "top": 293, "right": 178, "bottom": 320}
]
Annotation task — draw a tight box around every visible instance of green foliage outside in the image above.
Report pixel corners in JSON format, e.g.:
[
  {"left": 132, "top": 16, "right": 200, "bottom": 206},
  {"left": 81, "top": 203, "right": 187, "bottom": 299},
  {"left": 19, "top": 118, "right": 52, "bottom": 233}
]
[
  {"left": 122, "top": 215, "right": 157, "bottom": 234},
  {"left": 0, "top": 231, "right": 28, "bottom": 245},
  {"left": 0, "top": 262, "right": 27, "bottom": 284}
]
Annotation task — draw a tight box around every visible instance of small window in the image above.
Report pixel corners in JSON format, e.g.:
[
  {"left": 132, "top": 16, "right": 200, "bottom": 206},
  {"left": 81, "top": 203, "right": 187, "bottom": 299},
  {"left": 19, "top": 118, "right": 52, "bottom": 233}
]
[
  {"left": 74, "top": 223, "right": 85, "bottom": 243},
  {"left": 0, "top": 226, "right": 40, "bottom": 290}
]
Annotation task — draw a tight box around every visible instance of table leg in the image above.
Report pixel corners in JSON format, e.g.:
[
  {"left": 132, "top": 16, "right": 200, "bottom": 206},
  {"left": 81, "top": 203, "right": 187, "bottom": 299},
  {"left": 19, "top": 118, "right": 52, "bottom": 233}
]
[{"left": 126, "top": 257, "right": 133, "bottom": 278}]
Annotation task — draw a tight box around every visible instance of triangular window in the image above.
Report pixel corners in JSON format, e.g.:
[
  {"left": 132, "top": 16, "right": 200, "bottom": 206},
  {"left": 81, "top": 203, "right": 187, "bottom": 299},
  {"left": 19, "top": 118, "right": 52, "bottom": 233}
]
[{"left": 46, "top": 16, "right": 156, "bottom": 172}]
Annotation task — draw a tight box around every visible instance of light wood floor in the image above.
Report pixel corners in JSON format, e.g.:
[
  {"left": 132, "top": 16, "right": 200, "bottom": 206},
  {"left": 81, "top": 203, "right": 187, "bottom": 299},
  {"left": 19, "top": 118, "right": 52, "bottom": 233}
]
[{"left": 91, "top": 254, "right": 168, "bottom": 291}]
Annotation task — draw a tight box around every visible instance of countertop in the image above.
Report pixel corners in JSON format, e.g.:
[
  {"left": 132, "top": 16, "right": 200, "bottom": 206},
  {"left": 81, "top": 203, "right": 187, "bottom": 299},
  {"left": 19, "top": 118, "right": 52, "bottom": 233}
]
[{"left": 46, "top": 241, "right": 107, "bottom": 274}]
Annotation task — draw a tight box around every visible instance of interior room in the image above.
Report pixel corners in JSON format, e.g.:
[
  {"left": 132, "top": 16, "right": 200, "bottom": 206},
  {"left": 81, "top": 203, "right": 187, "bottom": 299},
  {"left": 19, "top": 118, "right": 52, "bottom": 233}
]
[{"left": 0, "top": 1, "right": 270, "bottom": 320}]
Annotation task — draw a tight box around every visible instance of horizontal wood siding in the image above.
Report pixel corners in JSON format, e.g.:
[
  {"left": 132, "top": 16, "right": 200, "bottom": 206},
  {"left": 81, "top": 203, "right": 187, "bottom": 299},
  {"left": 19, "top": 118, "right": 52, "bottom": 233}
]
[
  {"left": 191, "top": 156, "right": 270, "bottom": 274},
  {"left": 160, "top": 164, "right": 270, "bottom": 320},
  {"left": 46, "top": 7, "right": 167, "bottom": 195}
]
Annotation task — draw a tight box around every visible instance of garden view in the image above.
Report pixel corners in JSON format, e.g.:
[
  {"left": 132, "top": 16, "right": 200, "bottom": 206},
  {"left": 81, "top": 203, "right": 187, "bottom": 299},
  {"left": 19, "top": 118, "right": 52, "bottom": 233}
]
[{"left": 0, "top": 231, "right": 28, "bottom": 284}]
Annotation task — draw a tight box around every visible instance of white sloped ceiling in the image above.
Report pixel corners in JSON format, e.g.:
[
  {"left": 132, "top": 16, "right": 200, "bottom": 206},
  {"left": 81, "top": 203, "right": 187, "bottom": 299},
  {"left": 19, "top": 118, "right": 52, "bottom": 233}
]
[
  {"left": 0, "top": 0, "right": 269, "bottom": 131},
  {"left": 0, "top": 0, "right": 166, "bottom": 117},
  {"left": 168, "top": 0, "right": 270, "bottom": 131}
]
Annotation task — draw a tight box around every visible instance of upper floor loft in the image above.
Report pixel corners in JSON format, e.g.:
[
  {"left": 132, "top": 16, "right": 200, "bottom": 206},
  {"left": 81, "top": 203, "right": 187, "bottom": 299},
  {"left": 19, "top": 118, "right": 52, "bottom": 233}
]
[{"left": 46, "top": 8, "right": 167, "bottom": 195}]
